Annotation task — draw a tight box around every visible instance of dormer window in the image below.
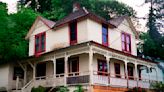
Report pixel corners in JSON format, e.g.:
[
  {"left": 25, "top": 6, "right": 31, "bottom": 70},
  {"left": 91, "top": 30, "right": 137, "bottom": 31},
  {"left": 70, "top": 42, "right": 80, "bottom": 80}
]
[
  {"left": 35, "top": 32, "right": 46, "bottom": 54},
  {"left": 102, "top": 24, "right": 108, "bottom": 46},
  {"left": 69, "top": 21, "right": 77, "bottom": 45},
  {"left": 121, "top": 32, "right": 131, "bottom": 53}
]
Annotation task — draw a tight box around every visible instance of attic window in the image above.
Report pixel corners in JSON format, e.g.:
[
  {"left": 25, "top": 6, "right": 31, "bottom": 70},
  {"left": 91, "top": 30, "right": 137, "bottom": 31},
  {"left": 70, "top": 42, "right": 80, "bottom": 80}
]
[{"left": 35, "top": 32, "right": 46, "bottom": 54}]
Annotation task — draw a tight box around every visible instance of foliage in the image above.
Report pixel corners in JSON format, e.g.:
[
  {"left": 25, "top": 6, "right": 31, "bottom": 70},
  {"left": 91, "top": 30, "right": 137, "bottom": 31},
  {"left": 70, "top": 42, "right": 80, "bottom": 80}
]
[
  {"left": 21, "top": 0, "right": 136, "bottom": 21},
  {"left": 126, "top": 87, "right": 146, "bottom": 92},
  {"left": 140, "top": 0, "right": 164, "bottom": 60},
  {"left": 150, "top": 82, "right": 164, "bottom": 92},
  {"left": 31, "top": 86, "right": 46, "bottom": 92},
  {"left": 74, "top": 85, "right": 84, "bottom": 92},
  {"left": 0, "top": 2, "right": 38, "bottom": 63},
  {"left": 56, "top": 86, "right": 69, "bottom": 92}
]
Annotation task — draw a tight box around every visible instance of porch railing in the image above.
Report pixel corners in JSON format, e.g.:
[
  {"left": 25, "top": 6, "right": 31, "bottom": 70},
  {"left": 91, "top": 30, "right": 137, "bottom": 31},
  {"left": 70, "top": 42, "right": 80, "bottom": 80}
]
[
  {"left": 67, "top": 71, "right": 90, "bottom": 85},
  {"left": 92, "top": 71, "right": 160, "bottom": 89}
]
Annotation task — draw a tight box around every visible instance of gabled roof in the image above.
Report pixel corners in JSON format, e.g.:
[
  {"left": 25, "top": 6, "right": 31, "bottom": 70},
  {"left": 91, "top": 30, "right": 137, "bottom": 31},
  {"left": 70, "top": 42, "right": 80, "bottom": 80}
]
[
  {"left": 25, "top": 16, "right": 56, "bottom": 39},
  {"left": 53, "top": 7, "right": 116, "bottom": 29},
  {"left": 108, "top": 15, "right": 139, "bottom": 39}
]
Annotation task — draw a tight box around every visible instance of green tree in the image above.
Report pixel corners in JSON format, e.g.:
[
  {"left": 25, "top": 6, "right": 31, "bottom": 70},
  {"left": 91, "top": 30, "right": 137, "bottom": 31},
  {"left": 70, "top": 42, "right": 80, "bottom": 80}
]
[
  {"left": 141, "top": 0, "right": 164, "bottom": 60},
  {"left": 43, "top": 0, "right": 136, "bottom": 21},
  {"left": 0, "top": 3, "right": 38, "bottom": 63}
]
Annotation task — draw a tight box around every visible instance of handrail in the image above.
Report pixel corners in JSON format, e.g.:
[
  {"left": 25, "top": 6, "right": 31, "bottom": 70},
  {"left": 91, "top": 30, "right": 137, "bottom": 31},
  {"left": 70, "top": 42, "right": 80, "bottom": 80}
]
[{"left": 21, "top": 79, "right": 34, "bottom": 92}]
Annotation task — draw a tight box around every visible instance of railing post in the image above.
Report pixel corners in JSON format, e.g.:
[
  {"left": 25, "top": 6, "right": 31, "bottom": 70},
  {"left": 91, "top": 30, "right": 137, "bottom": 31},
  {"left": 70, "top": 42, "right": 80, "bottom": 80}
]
[
  {"left": 16, "top": 76, "right": 19, "bottom": 91},
  {"left": 135, "top": 63, "right": 139, "bottom": 87},
  {"left": 64, "top": 54, "right": 69, "bottom": 86},
  {"left": 24, "top": 65, "right": 27, "bottom": 86},
  {"left": 148, "top": 67, "right": 151, "bottom": 83},
  {"left": 33, "top": 63, "right": 36, "bottom": 85},
  {"left": 89, "top": 47, "right": 93, "bottom": 85}
]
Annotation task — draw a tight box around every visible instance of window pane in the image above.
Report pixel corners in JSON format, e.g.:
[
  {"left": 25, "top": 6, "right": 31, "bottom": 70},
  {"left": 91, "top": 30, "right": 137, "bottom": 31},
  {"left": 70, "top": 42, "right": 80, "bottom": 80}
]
[
  {"left": 41, "top": 34, "right": 45, "bottom": 51},
  {"left": 70, "top": 22, "right": 77, "bottom": 41},
  {"left": 104, "top": 62, "right": 107, "bottom": 72},
  {"left": 122, "top": 42, "right": 125, "bottom": 50},
  {"left": 126, "top": 35, "right": 130, "bottom": 43},
  {"left": 102, "top": 27, "right": 107, "bottom": 34},
  {"left": 35, "top": 37, "right": 39, "bottom": 52},
  {"left": 103, "top": 35, "right": 107, "bottom": 43},
  {"left": 127, "top": 43, "right": 130, "bottom": 51},
  {"left": 102, "top": 25, "right": 108, "bottom": 45},
  {"left": 122, "top": 33, "right": 125, "bottom": 42}
]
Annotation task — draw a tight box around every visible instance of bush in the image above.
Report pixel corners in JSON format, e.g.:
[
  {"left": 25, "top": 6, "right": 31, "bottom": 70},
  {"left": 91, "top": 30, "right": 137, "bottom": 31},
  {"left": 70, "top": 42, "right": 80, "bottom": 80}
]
[
  {"left": 126, "top": 87, "right": 146, "bottom": 92},
  {"left": 150, "top": 82, "right": 164, "bottom": 92},
  {"left": 31, "top": 86, "right": 46, "bottom": 92},
  {"left": 74, "top": 85, "right": 84, "bottom": 92},
  {"left": 56, "top": 86, "right": 69, "bottom": 92}
]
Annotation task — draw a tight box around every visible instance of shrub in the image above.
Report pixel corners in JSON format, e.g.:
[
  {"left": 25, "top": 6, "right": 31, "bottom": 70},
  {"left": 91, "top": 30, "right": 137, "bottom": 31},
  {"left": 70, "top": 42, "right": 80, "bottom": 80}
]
[
  {"left": 74, "top": 85, "right": 84, "bottom": 92},
  {"left": 31, "top": 86, "right": 46, "bottom": 92},
  {"left": 150, "top": 81, "right": 164, "bottom": 92}
]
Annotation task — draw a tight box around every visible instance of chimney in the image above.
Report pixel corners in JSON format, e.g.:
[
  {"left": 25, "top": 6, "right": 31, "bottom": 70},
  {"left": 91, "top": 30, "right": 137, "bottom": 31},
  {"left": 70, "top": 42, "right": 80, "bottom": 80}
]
[{"left": 73, "top": 3, "right": 80, "bottom": 12}]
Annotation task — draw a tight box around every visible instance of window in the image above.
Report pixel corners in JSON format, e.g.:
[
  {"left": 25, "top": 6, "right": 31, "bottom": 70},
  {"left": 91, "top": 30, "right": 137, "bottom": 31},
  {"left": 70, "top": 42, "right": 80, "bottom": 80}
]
[
  {"left": 36, "top": 63, "right": 46, "bottom": 78},
  {"left": 128, "top": 66, "right": 134, "bottom": 79},
  {"left": 35, "top": 32, "right": 46, "bottom": 54},
  {"left": 56, "top": 58, "right": 65, "bottom": 75},
  {"left": 69, "top": 21, "right": 77, "bottom": 45},
  {"left": 68, "top": 57, "right": 79, "bottom": 76},
  {"left": 121, "top": 32, "right": 131, "bottom": 53},
  {"left": 13, "top": 67, "right": 24, "bottom": 80},
  {"left": 102, "top": 25, "right": 108, "bottom": 46},
  {"left": 114, "top": 63, "right": 121, "bottom": 78},
  {"left": 98, "top": 60, "right": 107, "bottom": 76}
]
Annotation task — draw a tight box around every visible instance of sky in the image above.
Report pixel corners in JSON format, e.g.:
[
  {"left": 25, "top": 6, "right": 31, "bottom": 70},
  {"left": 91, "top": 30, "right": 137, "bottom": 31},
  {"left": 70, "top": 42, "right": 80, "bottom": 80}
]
[{"left": 0, "top": 0, "right": 151, "bottom": 31}]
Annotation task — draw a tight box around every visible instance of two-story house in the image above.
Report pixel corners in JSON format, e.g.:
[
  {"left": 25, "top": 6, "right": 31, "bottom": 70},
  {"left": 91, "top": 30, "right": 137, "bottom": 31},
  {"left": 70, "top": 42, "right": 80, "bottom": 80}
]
[{"left": 0, "top": 4, "right": 163, "bottom": 92}]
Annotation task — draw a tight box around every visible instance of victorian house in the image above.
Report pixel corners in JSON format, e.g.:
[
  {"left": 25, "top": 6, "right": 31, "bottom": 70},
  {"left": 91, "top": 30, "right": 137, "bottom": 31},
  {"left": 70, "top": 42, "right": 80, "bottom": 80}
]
[{"left": 0, "top": 4, "right": 163, "bottom": 92}]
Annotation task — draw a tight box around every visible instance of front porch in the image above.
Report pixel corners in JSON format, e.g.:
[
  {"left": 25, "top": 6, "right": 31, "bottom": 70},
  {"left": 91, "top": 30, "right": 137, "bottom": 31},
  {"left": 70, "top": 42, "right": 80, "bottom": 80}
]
[{"left": 14, "top": 41, "right": 159, "bottom": 92}]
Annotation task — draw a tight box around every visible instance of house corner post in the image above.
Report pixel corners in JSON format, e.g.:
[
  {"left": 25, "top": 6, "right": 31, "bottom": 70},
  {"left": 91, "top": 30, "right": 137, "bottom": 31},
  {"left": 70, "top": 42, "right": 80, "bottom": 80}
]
[
  {"left": 135, "top": 63, "right": 139, "bottom": 87},
  {"left": 64, "top": 53, "right": 69, "bottom": 86},
  {"left": 89, "top": 46, "right": 93, "bottom": 85}
]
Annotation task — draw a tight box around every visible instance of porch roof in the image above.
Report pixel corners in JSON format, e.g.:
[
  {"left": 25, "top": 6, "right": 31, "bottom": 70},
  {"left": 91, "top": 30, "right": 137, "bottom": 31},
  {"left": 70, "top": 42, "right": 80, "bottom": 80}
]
[{"left": 24, "top": 41, "right": 157, "bottom": 64}]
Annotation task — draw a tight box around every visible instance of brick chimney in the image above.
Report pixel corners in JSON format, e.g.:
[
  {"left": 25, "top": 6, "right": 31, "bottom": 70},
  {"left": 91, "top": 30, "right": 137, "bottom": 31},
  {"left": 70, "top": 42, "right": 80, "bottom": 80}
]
[{"left": 73, "top": 2, "right": 80, "bottom": 12}]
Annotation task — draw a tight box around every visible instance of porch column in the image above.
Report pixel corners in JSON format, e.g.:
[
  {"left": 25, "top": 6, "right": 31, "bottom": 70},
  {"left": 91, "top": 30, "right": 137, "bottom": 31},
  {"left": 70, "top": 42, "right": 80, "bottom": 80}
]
[
  {"left": 53, "top": 57, "right": 56, "bottom": 78},
  {"left": 89, "top": 48, "right": 93, "bottom": 85},
  {"left": 125, "top": 61, "right": 129, "bottom": 88},
  {"left": 64, "top": 54, "right": 69, "bottom": 86},
  {"left": 105, "top": 56, "right": 110, "bottom": 74},
  {"left": 105, "top": 56, "right": 111, "bottom": 86},
  {"left": 135, "top": 63, "right": 139, "bottom": 87}
]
